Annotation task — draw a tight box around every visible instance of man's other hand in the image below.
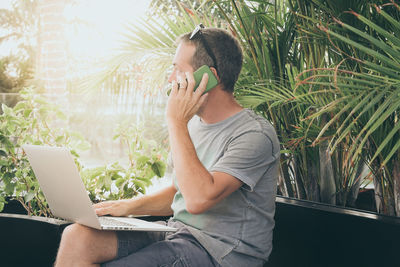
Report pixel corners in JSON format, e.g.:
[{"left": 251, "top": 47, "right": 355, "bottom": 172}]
[{"left": 93, "top": 200, "right": 132, "bottom": 217}]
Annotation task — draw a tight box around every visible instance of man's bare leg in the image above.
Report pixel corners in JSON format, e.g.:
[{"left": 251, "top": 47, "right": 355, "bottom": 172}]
[{"left": 55, "top": 223, "right": 118, "bottom": 267}]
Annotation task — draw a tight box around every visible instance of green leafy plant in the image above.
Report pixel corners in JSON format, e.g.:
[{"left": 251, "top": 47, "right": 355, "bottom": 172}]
[
  {"left": 0, "top": 88, "right": 169, "bottom": 216},
  {"left": 81, "top": 123, "right": 168, "bottom": 202},
  {"left": 0, "top": 87, "right": 90, "bottom": 216},
  {"left": 299, "top": 3, "right": 400, "bottom": 216}
]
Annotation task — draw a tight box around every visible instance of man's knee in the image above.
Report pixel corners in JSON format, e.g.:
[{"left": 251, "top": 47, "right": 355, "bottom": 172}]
[
  {"left": 60, "top": 223, "right": 98, "bottom": 249},
  {"left": 59, "top": 223, "right": 118, "bottom": 263}
]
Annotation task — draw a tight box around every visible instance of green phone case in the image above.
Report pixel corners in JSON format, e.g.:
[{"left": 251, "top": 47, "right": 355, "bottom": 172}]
[
  {"left": 193, "top": 65, "right": 218, "bottom": 94},
  {"left": 167, "top": 65, "right": 218, "bottom": 96}
]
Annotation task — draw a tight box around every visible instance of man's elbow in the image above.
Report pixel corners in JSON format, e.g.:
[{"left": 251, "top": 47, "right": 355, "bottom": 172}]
[{"left": 185, "top": 199, "right": 210, "bottom": 214}]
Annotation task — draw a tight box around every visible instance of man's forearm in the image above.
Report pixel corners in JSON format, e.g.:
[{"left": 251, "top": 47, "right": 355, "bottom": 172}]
[
  {"left": 127, "top": 185, "right": 176, "bottom": 216},
  {"left": 168, "top": 123, "right": 216, "bottom": 213}
]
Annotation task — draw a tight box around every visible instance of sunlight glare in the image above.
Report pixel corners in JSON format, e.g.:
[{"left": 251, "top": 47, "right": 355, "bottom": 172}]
[
  {"left": 0, "top": 0, "right": 13, "bottom": 9},
  {"left": 64, "top": 0, "right": 152, "bottom": 64}
]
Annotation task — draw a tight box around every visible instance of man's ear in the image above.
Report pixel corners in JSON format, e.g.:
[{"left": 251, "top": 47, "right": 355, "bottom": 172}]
[{"left": 210, "top": 67, "right": 220, "bottom": 82}]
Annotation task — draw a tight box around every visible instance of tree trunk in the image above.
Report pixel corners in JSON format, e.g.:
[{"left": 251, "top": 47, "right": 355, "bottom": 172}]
[
  {"left": 393, "top": 160, "right": 400, "bottom": 216},
  {"left": 277, "top": 171, "right": 288, "bottom": 197},
  {"left": 319, "top": 141, "right": 336, "bottom": 205},
  {"left": 373, "top": 173, "right": 395, "bottom": 216},
  {"left": 306, "top": 151, "right": 320, "bottom": 202},
  {"left": 346, "top": 162, "right": 365, "bottom": 207},
  {"left": 293, "top": 155, "right": 307, "bottom": 199},
  {"left": 278, "top": 157, "right": 294, "bottom": 197},
  {"left": 373, "top": 175, "right": 384, "bottom": 214}
]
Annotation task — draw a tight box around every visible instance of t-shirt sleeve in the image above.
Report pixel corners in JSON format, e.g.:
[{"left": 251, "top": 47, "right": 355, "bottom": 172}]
[{"left": 210, "top": 131, "right": 278, "bottom": 191}]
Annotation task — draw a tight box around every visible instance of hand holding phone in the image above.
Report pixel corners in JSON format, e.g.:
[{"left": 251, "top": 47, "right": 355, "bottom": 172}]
[{"left": 167, "top": 65, "right": 218, "bottom": 95}]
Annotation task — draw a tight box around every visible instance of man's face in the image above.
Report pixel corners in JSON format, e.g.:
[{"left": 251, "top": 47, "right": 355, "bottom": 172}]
[{"left": 168, "top": 42, "right": 196, "bottom": 83}]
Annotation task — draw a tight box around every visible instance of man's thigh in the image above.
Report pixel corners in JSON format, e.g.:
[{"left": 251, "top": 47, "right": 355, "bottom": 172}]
[
  {"left": 101, "top": 228, "right": 167, "bottom": 266},
  {"left": 101, "top": 236, "right": 218, "bottom": 267}
]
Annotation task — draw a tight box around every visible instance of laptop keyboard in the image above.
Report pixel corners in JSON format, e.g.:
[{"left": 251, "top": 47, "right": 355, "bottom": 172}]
[{"left": 99, "top": 217, "right": 137, "bottom": 228}]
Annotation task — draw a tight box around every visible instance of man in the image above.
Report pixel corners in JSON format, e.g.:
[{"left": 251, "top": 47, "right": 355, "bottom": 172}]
[{"left": 55, "top": 25, "right": 279, "bottom": 267}]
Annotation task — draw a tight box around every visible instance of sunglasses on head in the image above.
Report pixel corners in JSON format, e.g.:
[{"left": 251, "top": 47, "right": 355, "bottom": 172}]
[{"left": 189, "top": 24, "right": 218, "bottom": 72}]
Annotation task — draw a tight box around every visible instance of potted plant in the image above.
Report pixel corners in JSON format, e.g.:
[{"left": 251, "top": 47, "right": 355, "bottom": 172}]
[{"left": 266, "top": 196, "right": 400, "bottom": 267}]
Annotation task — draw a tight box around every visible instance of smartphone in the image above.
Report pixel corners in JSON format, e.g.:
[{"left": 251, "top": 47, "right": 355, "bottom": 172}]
[
  {"left": 193, "top": 65, "right": 218, "bottom": 94},
  {"left": 167, "top": 65, "right": 218, "bottom": 95}
]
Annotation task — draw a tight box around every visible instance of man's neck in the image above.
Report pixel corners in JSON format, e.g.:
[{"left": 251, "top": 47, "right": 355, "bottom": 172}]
[{"left": 198, "top": 88, "right": 243, "bottom": 125}]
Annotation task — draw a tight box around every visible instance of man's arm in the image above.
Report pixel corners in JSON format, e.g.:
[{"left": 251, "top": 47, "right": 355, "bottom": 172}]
[
  {"left": 94, "top": 184, "right": 176, "bottom": 217},
  {"left": 167, "top": 72, "right": 243, "bottom": 215},
  {"left": 169, "top": 123, "right": 242, "bottom": 214}
]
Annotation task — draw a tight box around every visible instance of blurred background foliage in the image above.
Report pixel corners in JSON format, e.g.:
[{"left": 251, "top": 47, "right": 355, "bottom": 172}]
[{"left": 0, "top": 0, "right": 39, "bottom": 108}]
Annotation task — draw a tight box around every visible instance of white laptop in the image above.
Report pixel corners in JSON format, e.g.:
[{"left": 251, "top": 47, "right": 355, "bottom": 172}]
[{"left": 22, "top": 144, "right": 176, "bottom": 232}]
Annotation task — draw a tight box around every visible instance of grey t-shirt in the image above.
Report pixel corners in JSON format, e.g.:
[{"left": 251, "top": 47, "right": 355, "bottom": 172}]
[{"left": 170, "top": 109, "right": 280, "bottom": 267}]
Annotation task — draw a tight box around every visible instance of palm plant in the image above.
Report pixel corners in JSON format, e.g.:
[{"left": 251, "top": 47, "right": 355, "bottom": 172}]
[
  {"left": 213, "top": 0, "right": 301, "bottom": 199},
  {"left": 214, "top": 0, "right": 340, "bottom": 202},
  {"left": 215, "top": 0, "right": 398, "bottom": 211},
  {"left": 283, "top": 0, "right": 380, "bottom": 206},
  {"left": 300, "top": 2, "right": 400, "bottom": 216}
]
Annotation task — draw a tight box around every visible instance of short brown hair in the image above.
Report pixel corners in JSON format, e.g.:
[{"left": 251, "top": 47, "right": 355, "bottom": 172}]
[{"left": 178, "top": 27, "right": 243, "bottom": 93}]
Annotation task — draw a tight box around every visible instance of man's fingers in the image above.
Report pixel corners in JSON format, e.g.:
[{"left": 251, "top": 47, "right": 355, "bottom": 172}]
[
  {"left": 93, "top": 201, "right": 113, "bottom": 215},
  {"left": 169, "top": 80, "right": 179, "bottom": 96},
  {"left": 95, "top": 206, "right": 110, "bottom": 216},
  {"left": 197, "top": 93, "right": 209, "bottom": 109},
  {"left": 195, "top": 73, "right": 209, "bottom": 97},
  {"left": 177, "top": 73, "right": 187, "bottom": 96},
  {"left": 185, "top": 72, "right": 195, "bottom": 96},
  {"left": 93, "top": 201, "right": 107, "bottom": 209},
  {"left": 95, "top": 207, "right": 106, "bottom": 216},
  {"left": 167, "top": 70, "right": 208, "bottom": 124}
]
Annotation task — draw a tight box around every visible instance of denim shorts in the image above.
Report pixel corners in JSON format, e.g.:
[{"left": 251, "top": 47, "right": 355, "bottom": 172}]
[{"left": 101, "top": 220, "right": 220, "bottom": 267}]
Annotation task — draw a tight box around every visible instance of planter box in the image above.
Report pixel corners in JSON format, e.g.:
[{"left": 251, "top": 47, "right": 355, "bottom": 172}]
[
  {"left": 267, "top": 196, "right": 400, "bottom": 267},
  {"left": 0, "top": 213, "right": 70, "bottom": 267},
  {"left": 1, "top": 197, "right": 399, "bottom": 267}
]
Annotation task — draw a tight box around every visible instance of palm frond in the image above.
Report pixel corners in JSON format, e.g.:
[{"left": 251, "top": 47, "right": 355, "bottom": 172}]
[{"left": 75, "top": 2, "right": 221, "bottom": 95}]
